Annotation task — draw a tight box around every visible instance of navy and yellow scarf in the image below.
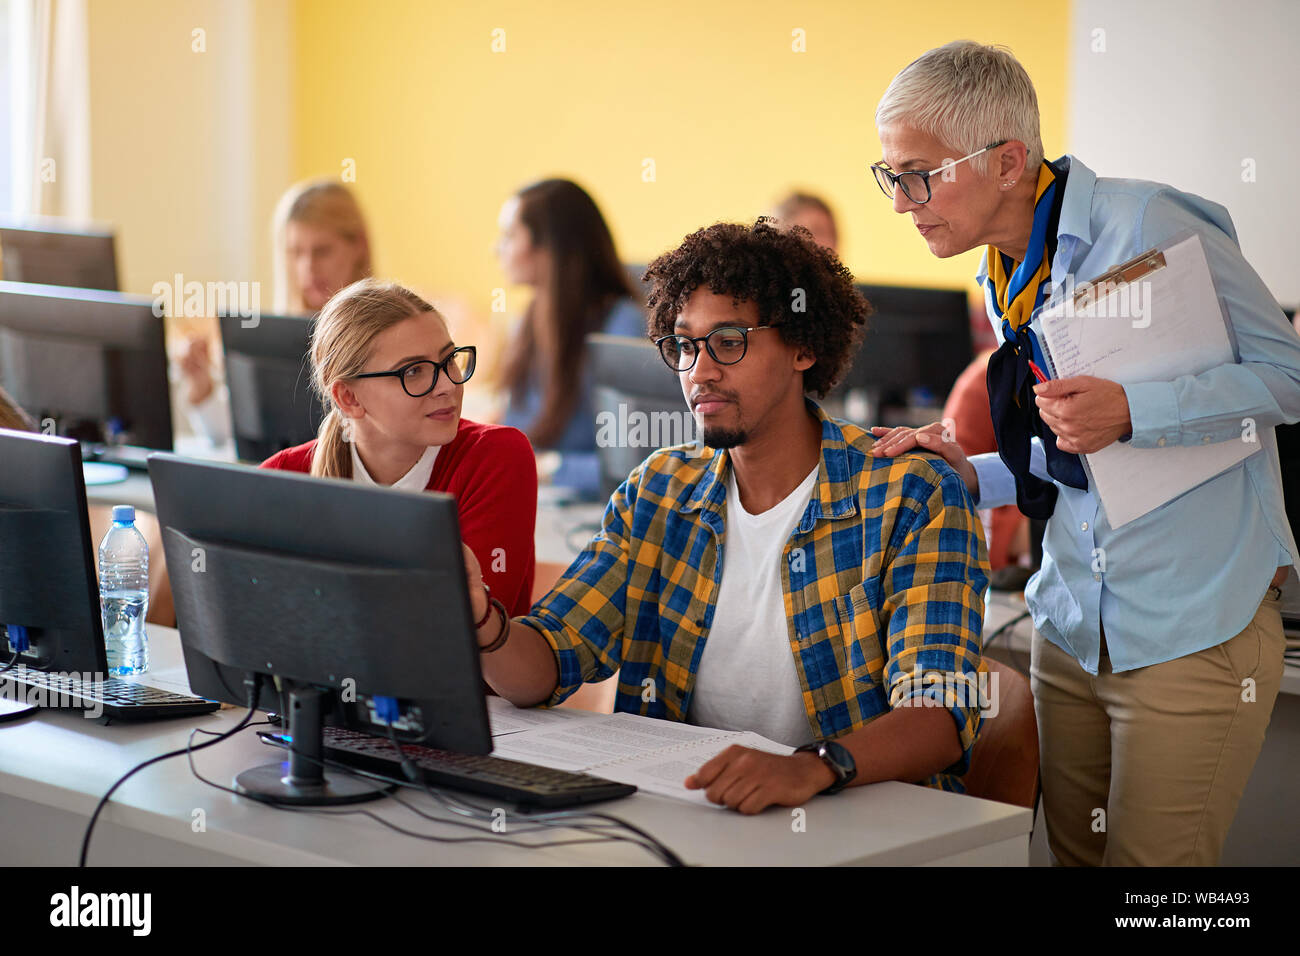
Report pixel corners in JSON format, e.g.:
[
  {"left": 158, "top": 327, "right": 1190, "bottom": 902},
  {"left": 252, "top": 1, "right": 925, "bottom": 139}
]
[{"left": 984, "top": 159, "right": 1087, "bottom": 520}]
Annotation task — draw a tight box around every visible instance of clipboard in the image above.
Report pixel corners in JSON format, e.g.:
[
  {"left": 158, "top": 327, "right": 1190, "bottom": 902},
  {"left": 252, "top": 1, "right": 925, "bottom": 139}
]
[
  {"left": 1069, "top": 247, "right": 1166, "bottom": 312},
  {"left": 1035, "top": 230, "right": 1258, "bottom": 529}
]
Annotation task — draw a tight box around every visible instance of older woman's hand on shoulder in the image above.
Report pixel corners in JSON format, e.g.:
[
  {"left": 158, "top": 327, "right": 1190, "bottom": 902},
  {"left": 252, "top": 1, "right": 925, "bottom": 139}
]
[{"left": 870, "top": 421, "right": 980, "bottom": 499}]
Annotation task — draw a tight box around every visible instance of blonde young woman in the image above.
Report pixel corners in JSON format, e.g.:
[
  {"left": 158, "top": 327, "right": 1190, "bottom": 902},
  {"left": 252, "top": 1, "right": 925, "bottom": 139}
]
[
  {"left": 260, "top": 278, "right": 537, "bottom": 616},
  {"left": 181, "top": 181, "right": 374, "bottom": 446}
]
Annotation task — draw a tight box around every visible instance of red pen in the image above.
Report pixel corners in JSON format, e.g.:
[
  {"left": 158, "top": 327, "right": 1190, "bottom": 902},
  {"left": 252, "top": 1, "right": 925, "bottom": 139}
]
[{"left": 1028, "top": 360, "right": 1048, "bottom": 384}]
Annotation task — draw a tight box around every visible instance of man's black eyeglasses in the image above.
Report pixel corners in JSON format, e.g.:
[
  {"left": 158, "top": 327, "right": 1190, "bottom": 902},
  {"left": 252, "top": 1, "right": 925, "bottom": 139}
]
[
  {"left": 870, "top": 140, "right": 1007, "bottom": 205},
  {"left": 351, "top": 346, "right": 477, "bottom": 397},
  {"left": 655, "top": 326, "right": 775, "bottom": 372}
]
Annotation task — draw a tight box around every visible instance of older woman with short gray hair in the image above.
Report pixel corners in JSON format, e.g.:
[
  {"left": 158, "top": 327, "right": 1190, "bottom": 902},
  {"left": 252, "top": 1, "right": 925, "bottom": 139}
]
[{"left": 869, "top": 40, "right": 1300, "bottom": 866}]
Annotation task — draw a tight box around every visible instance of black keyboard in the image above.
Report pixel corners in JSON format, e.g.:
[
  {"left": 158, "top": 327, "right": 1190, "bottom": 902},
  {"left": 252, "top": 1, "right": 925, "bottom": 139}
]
[
  {"left": 2, "top": 665, "right": 219, "bottom": 720},
  {"left": 313, "top": 726, "right": 636, "bottom": 810}
]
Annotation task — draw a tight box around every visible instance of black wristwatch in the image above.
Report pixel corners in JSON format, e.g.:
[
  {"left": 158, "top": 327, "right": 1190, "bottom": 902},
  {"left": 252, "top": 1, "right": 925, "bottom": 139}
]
[{"left": 795, "top": 740, "right": 857, "bottom": 795}]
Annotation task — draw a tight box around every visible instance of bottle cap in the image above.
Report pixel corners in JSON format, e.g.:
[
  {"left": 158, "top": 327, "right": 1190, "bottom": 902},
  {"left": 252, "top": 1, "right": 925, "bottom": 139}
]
[{"left": 111, "top": 504, "right": 136, "bottom": 524}]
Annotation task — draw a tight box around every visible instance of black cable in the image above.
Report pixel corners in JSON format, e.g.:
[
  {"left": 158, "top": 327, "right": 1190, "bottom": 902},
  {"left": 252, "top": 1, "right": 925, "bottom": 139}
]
[
  {"left": 184, "top": 731, "right": 674, "bottom": 860},
  {"left": 289, "top": 745, "right": 641, "bottom": 842},
  {"left": 210, "top": 658, "right": 247, "bottom": 705},
  {"left": 204, "top": 719, "right": 679, "bottom": 862},
  {"left": 192, "top": 718, "right": 273, "bottom": 736},
  {"left": 0, "top": 649, "right": 19, "bottom": 675},
  {"left": 983, "top": 608, "right": 1031, "bottom": 652},
  {"left": 563, "top": 520, "right": 601, "bottom": 555},
  {"left": 78, "top": 675, "right": 263, "bottom": 866},
  {"left": 376, "top": 718, "right": 680, "bottom": 863}
]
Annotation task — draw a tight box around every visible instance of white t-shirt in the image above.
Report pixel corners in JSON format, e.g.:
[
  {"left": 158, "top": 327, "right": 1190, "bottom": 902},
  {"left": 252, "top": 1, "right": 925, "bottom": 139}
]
[
  {"left": 686, "top": 463, "right": 820, "bottom": 747},
  {"left": 350, "top": 443, "right": 439, "bottom": 491}
]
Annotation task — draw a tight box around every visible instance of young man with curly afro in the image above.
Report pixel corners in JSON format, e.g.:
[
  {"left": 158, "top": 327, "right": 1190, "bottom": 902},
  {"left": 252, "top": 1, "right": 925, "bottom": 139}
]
[{"left": 459, "top": 218, "right": 990, "bottom": 814}]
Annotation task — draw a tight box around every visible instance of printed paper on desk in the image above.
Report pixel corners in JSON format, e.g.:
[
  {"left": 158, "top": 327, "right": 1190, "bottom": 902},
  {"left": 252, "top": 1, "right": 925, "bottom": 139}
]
[
  {"left": 489, "top": 711, "right": 794, "bottom": 807},
  {"left": 1037, "top": 231, "right": 1260, "bottom": 528},
  {"left": 485, "top": 694, "right": 601, "bottom": 737}
]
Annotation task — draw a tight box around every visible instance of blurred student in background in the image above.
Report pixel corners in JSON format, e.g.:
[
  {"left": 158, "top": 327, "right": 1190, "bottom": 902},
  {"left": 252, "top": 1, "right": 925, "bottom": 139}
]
[
  {"left": 495, "top": 178, "right": 646, "bottom": 498},
  {"left": 768, "top": 191, "right": 840, "bottom": 254},
  {"left": 179, "top": 180, "right": 374, "bottom": 447},
  {"left": 261, "top": 278, "right": 537, "bottom": 616}
]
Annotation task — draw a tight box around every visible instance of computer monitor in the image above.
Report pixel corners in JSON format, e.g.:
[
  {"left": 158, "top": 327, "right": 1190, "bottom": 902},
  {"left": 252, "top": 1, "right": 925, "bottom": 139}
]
[
  {"left": 838, "top": 283, "right": 973, "bottom": 407},
  {"left": 148, "top": 453, "right": 492, "bottom": 804},
  {"left": 0, "top": 429, "right": 107, "bottom": 677},
  {"left": 218, "top": 312, "right": 324, "bottom": 463},
  {"left": 0, "top": 219, "right": 118, "bottom": 290},
  {"left": 587, "top": 332, "right": 697, "bottom": 500},
  {"left": 623, "top": 263, "right": 650, "bottom": 310},
  {"left": 0, "top": 281, "right": 172, "bottom": 452}
]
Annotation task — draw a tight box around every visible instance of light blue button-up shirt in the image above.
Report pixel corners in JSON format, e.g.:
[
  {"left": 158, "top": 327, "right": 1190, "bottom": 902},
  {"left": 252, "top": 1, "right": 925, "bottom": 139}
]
[{"left": 971, "top": 155, "right": 1300, "bottom": 674}]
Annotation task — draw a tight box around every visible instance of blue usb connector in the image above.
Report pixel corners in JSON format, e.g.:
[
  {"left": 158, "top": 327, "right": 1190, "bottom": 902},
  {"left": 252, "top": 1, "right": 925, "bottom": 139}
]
[{"left": 4, "top": 624, "right": 29, "bottom": 654}]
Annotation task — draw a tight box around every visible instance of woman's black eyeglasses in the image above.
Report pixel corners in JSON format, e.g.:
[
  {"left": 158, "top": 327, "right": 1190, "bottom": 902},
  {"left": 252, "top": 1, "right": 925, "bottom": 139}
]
[
  {"left": 351, "top": 346, "right": 477, "bottom": 397},
  {"left": 870, "top": 140, "right": 1007, "bottom": 205},
  {"left": 654, "top": 326, "right": 774, "bottom": 372}
]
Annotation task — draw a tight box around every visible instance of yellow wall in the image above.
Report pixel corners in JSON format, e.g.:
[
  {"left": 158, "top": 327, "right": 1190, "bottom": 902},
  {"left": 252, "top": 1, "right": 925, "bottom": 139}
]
[
  {"left": 292, "top": 0, "right": 1069, "bottom": 330},
  {"left": 88, "top": 0, "right": 291, "bottom": 302}
]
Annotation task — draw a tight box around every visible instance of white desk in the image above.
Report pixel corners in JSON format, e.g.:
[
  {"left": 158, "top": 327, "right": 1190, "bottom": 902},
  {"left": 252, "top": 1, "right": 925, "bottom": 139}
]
[{"left": 0, "top": 627, "right": 1031, "bottom": 866}]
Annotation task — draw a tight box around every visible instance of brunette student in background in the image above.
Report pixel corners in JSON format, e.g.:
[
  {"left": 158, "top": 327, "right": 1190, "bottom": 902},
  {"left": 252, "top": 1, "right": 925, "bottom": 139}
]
[{"left": 495, "top": 178, "right": 645, "bottom": 498}]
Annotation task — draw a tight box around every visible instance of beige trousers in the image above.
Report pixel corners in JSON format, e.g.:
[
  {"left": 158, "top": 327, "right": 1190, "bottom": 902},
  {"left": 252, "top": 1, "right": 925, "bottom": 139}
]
[{"left": 1029, "top": 592, "right": 1286, "bottom": 866}]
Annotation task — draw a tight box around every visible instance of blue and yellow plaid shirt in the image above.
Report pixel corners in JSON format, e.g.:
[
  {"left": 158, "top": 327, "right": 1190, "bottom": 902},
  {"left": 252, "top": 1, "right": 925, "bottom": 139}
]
[{"left": 521, "top": 401, "right": 989, "bottom": 792}]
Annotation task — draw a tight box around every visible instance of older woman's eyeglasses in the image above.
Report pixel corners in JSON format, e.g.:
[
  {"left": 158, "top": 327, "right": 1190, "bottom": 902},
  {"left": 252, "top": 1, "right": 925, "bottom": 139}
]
[
  {"left": 351, "top": 346, "right": 477, "bottom": 397},
  {"left": 870, "top": 141, "right": 1008, "bottom": 205}
]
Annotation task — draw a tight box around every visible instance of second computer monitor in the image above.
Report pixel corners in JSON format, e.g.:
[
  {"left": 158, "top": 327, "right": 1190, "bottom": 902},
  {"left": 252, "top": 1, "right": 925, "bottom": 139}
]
[
  {"left": 843, "top": 283, "right": 973, "bottom": 402},
  {"left": 587, "top": 333, "right": 695, "bottom": 500},
  {"left": 0, "top": 429, "right": 106, "bottom": 675},
  {"left": 0, "top": 220, "right": 118, "bottom": 291},
  {"left": 218, "top": 312, "right": 325, "bottom": 463},
  {"left": 148, "top": 453, "right": 492, "bottom": 756},
  {"left": 0, "top": 281, "right": 172, "bottom": 450}
]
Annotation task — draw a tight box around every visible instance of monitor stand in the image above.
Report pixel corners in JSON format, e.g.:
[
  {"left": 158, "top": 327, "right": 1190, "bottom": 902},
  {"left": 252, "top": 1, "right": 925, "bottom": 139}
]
[
  {"left": 0, "top": 695, "right": 38, "bottom": 723},
  {"left": 236, "top": 685, "right": 389, "bottom": 805}
]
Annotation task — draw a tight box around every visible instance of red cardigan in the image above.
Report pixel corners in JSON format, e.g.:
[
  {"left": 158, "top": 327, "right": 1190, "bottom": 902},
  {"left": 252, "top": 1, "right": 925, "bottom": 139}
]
[{"left": 260, "top": 419, "right": 537, "bottom": 616}]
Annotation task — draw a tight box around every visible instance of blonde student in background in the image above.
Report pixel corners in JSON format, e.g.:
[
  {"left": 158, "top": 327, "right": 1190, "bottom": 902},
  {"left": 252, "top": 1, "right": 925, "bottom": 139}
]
[{"left": 177, "top": 180, "right": 374, "bottom": 448}]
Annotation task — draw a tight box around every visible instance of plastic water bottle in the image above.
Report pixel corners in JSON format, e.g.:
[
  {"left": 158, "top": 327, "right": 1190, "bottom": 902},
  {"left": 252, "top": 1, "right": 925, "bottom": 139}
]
[{"left": 98, "top": 505, "right": 149, "bottom": 676}]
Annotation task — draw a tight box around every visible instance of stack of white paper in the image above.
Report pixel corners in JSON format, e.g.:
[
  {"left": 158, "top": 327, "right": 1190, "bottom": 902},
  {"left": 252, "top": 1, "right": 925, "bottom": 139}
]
[{"left": 487, "top": 707, "right": 793, "bottom": 808}]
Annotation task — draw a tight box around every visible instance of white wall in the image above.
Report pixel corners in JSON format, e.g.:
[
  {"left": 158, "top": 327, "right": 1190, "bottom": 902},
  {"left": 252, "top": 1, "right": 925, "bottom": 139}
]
[{"left": 1068, "top": 0, "right": 1300, "bottom": 306}]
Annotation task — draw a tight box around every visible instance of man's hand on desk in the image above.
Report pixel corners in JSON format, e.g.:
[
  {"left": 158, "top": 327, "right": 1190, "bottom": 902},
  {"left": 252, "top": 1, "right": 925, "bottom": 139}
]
[
  {"left": 1033, "top": 375, "right": 1132, "bottom": 454},
  {"left": 684, "top": 745, "right": 834, "bottom": 814}
]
